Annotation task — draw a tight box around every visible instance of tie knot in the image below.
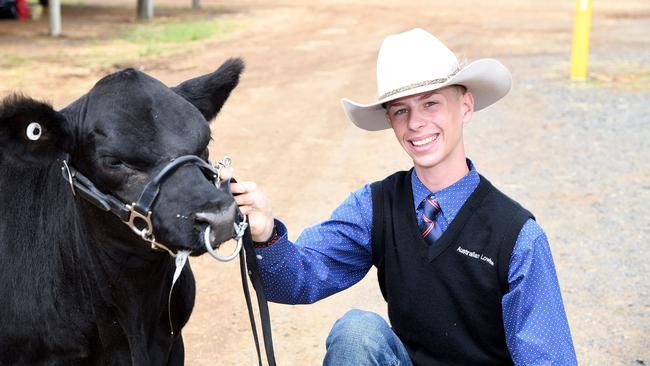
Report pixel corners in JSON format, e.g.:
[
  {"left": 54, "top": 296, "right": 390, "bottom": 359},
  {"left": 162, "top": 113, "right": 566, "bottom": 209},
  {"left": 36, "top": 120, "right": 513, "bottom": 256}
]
[
  {"left": 419, "top": 194, "right": 443, "bottom": 244},
  {"left": 421, "top": 194, "right": 441, "bottom": 220}
]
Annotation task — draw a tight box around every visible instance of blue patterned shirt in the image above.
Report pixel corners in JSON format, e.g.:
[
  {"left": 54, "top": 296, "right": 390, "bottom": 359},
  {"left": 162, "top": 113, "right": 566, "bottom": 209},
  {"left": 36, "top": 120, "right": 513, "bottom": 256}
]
[{"left": 256, "top": 160, "right": 577, "bottom": 365}]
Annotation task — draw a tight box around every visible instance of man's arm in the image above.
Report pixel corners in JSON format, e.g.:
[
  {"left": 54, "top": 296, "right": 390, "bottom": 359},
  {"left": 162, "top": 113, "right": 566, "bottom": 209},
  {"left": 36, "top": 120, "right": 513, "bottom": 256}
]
[
  {"left": 503, "top": 219, "right": 578, "bottom": 365},
  {"left": 232, "top": 178, "right": 374, "bottom": 304}
]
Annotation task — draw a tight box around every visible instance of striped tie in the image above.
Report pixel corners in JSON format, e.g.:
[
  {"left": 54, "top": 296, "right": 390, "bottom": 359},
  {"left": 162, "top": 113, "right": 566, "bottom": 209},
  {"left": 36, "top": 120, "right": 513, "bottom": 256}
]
[{"left": 419, "top": 194, "right": 443, "bottom": 245}]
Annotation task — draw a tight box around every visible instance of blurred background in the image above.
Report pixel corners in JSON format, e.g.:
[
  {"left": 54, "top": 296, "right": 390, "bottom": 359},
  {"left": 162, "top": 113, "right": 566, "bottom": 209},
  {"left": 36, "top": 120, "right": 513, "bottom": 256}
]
[{"left": 1, "top": 0, "right": 648, "bottom": 365}]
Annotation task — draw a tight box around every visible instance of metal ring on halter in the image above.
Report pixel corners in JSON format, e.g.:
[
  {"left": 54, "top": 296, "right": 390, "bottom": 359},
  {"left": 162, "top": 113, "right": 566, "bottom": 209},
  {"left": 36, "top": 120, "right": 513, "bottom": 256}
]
[
  {"left": 204, "top": 225, "right": 243, "bottom": 262},
  {"left": 125, "top": 203, "right": 154, "bottom": 239}
]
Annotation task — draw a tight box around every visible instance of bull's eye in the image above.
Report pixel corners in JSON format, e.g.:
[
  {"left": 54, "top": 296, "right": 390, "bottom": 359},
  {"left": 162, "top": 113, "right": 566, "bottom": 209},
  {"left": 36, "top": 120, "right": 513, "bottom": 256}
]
[
  {"left": 26, "top": 122, "right": 43, "bottom": 141},
  {"left": 103, "top": 157, "right": 125, "bottom": 169}
]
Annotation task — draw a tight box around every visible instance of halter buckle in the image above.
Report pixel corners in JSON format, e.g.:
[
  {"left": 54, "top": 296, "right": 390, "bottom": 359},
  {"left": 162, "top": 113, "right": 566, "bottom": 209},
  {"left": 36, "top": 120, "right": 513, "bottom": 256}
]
[{"left": 125, "top": 203, "right": 154, "bottom": 240}]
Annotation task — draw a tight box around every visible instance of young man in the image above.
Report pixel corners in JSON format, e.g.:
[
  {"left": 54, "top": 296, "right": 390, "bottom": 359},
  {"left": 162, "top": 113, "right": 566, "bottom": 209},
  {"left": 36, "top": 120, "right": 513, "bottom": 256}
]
[{"left": 231, "top": 28, "right": 577, "bottom": 365}]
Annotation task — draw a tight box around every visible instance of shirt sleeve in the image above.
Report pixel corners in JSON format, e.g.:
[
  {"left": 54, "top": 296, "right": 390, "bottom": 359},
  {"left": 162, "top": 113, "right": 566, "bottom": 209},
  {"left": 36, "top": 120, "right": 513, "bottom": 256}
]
[
  {"left": 253, "top": 184, "right": 374, "bottom": 304},
  {"left": 503, "top": 219, "right": 578, "bottom": 365}
]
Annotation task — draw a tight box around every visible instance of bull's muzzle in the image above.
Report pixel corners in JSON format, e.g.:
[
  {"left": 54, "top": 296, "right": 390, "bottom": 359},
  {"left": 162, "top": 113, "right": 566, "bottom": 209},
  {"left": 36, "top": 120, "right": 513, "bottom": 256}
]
[{"left": 194, "top": 202, "right": 247, "bottom": 262}]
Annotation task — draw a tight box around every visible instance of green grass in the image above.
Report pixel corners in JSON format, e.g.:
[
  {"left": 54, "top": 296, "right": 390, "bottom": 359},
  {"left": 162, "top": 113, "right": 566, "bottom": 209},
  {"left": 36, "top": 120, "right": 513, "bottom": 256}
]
[
  {"left": 124, "top": 19, "right": 236, "bottom": 58},
  {"left": 0, "top": 15, "right": 241, "bottom": 82},
  {"left": 27, "top": 0, "right": 89, "bottom": 5},
  {"left": 127, "top": 20, "right": 234, "bottom": 44}
]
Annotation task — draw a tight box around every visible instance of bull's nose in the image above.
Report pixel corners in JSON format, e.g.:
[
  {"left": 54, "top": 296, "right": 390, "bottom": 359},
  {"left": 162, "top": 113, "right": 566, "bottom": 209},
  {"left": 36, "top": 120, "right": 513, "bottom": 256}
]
[{"left": 193, "top": 202, "right": 238, "bottom": 245}]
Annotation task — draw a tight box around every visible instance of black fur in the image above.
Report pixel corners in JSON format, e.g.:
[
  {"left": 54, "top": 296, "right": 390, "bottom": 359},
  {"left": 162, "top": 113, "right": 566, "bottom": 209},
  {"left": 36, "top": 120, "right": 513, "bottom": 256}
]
[
  {"left": 0, "top": 59, "right": 244, "bottom": 365},
  {"left": 172, "top": 58, "right": 245, "bottom": 122}
]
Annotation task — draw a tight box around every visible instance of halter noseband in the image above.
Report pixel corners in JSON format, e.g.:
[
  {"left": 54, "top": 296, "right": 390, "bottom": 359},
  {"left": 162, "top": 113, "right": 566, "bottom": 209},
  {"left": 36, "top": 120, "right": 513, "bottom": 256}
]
[{"left": 61, "top": 155, "right": 244, "bottom": 258}]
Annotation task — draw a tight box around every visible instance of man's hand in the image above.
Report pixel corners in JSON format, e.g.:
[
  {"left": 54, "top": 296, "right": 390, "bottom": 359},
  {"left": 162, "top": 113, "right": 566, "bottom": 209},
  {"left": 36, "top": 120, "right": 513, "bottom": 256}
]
[{"left": 220, "top": 168, "right": 275, "bottom": 243}]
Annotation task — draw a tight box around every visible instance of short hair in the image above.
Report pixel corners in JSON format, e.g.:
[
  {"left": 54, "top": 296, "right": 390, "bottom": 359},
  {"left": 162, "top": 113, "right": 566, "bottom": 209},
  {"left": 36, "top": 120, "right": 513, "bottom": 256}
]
[
  {"left": 382, "top": 85, "right": 468, "bottom": 110},
  {"left": 452, "top": 84, "right": 468, "bottom": 95}
]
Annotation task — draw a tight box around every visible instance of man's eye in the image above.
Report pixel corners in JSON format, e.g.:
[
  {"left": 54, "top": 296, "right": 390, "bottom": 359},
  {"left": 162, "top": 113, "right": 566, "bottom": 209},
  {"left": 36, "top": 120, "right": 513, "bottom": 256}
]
[
  {"left": 424, "top": 101, "right": 437, "bottom": 108},
  {"left": 393, "top": 108, "right": 407, "bottom": 117}
]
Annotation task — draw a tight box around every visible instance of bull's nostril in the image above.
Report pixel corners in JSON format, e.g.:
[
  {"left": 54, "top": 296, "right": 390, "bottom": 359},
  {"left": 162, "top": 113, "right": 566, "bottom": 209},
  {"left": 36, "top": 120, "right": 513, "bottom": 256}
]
[
  {"left": 193, "top": 202, "right": 238, "bottom": 245},
  {"left": 193, "top": 212, "right": 218, "bottom": 225}
]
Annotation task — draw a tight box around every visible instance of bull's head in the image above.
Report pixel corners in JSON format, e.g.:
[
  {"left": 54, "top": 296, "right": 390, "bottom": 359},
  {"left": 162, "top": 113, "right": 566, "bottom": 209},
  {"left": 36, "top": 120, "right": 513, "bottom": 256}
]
[{"left": 0, "top": 59, "right": 245, "bottom": 256}]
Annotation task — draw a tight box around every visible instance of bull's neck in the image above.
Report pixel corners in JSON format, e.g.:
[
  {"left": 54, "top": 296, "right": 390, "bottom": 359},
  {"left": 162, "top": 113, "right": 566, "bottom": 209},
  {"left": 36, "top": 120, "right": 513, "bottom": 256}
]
[
  {"left": 83, "top": 213, "right": 192, "bottom": 364},
  {"left": 0, "top": 160, "right": 90, "bottom": 299},
  {"left": 87, "top": 234, "right": 175, "bottom": 328},
  {"left": 83, "top": 211, "right": 178, "bottom": 316},
  {"left": 0, "top": 159, "right": 186, "bottom": 362}
]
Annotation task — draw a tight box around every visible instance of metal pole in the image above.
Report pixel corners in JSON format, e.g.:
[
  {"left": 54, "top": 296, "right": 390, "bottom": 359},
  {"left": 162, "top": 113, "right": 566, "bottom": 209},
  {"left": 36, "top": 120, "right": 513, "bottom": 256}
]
[
  {"left": 192, "top": 0, "right": 199, "bottom": 9},
  {"left": 137, "top": 0, "right": 154, "bottom": 20},
  {"left": 570, "top": 0, "right": 592, "bottom": 81},
  {"left": 49, "top": 0, "right": 61, "bottom": 36}
]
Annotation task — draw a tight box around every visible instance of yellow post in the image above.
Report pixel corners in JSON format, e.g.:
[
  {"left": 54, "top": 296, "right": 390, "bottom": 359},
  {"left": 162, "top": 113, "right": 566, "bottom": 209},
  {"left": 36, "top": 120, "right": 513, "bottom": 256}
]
[{"left": 570, "top": 0, "right": 592, "bottom": 81}]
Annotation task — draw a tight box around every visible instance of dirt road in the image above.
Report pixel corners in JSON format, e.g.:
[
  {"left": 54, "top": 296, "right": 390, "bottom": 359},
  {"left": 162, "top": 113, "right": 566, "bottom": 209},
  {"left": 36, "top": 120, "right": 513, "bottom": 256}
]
[{"left": 1, "top": 0, "right": 649, "bottom": 365}]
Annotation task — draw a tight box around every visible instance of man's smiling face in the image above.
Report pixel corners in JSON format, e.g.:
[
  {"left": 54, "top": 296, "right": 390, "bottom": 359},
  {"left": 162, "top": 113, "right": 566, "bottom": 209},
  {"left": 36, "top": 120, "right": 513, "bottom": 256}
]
[{"left": 385, "top": 86, "right": 473, "bottom": 175}]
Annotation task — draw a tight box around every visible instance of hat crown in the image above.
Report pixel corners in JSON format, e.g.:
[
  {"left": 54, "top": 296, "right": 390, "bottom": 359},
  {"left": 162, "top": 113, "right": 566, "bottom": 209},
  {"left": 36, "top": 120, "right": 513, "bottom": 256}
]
[
  {"left": 376, "top": 28, "right": 459, "bottom": 100},
  {"left": 341, "top": 28, "right": 512, "bottom": 131}
]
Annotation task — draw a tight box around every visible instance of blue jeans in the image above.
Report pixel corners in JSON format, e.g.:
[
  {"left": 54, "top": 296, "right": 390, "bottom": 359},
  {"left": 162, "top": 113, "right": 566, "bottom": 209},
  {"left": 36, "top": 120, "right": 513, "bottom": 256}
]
[{"left": 323, "top": 309, "right": 413, "bottom": 366}]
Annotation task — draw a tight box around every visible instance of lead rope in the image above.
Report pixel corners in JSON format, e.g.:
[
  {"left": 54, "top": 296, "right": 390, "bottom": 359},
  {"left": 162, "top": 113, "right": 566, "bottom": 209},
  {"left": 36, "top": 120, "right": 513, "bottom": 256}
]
[
  {"left": 207, "top": 162, "right": 276, "bottom": 365},
  {"left": 204, "top": 157, "right": 276, "bottom": 365},
  {"left": 240, "top": 226, "right": 277, "bottom": 366}
]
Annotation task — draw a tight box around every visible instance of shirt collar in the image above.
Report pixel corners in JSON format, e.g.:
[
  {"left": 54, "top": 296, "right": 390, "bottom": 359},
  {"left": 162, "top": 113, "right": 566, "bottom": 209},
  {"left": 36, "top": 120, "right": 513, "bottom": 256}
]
[{"left": 411, "top": 159, "right": 480, "bottom": 222}]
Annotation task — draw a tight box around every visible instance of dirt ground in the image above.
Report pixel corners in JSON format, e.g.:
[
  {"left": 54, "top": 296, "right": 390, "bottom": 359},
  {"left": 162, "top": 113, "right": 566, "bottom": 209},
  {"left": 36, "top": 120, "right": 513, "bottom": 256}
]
[{"left": 1, "top": 0, "right": 649, "bottom": 365}]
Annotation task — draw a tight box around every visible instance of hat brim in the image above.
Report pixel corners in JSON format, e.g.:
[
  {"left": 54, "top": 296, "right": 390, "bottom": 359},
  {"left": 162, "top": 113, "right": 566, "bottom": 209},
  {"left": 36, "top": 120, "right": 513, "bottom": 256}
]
[{"left": 340, "top": 58, "right": 512, "bottom": 131}]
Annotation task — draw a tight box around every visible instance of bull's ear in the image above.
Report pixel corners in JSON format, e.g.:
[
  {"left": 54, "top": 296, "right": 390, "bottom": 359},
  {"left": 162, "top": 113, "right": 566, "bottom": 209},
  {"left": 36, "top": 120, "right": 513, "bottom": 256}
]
[
  {"left": 172, "top": 58, "right": 245, "bottom": 122},
  {"left": 0, "top": 94, "right": 71, "bottom": 166}
]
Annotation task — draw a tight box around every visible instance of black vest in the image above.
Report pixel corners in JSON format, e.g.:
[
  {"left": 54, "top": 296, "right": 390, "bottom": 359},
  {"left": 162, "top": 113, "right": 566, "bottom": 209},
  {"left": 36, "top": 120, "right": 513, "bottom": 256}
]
[{"left": 371, "top": 170, "right": 533, "bottom": 366}]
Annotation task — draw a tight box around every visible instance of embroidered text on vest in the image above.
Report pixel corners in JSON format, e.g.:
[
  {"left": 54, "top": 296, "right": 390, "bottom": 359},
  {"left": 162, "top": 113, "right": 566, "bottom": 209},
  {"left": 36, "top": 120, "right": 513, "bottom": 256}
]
[{"left": 456, "top": 246, "right": 494, "bottom": 266}]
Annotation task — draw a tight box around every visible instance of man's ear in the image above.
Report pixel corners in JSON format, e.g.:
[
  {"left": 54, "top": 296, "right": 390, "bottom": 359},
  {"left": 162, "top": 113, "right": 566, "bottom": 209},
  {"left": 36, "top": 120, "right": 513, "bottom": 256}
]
[
  {"left": 172, "top": 58, "right": 245, "bottom": 122},
  {"left": 0, "top": 94, "right": 71, "bottom": 166},
  {"left": 461, "top": 90, "right": 474, "bottom": 123}
]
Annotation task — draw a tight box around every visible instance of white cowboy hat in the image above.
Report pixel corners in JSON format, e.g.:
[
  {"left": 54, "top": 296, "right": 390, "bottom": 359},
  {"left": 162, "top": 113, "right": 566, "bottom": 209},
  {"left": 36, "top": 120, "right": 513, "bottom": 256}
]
[{"left": 341, "top": 28, "right": 512, "bottom": 131}]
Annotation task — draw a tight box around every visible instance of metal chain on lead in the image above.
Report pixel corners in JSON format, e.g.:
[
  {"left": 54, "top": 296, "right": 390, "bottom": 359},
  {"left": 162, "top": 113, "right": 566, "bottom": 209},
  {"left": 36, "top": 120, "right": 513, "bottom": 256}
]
[
  {"left": 204, "top": 155, "right": 247, "bottom": 262},
  {"left": 214, "top": 156, "right": 232, "bottom": 188}
]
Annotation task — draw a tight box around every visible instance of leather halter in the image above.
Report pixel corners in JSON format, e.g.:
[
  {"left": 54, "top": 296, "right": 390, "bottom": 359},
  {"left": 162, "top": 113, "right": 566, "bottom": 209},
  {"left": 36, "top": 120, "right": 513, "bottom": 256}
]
[
  {"left": 60, "top": 155, "right": 226, "bottom": 256},
  {"left": 61, "top": 154, "right": 277, "bottom": 365}
]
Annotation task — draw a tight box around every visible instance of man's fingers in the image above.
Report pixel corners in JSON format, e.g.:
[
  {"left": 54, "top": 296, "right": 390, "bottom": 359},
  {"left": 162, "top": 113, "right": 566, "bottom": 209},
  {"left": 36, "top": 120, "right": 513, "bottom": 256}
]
[
  {"left": 234, "top": 192, "right": 256, "bottom": 207},
  {"left": 230, "top": 181, "right": 258, "bottom": 194},
  {"left": 227, "top": 178, "right": 274, "bottom": 242},
  {"left": 220, "top": 167, "right": 234, "bottom": 181},
  {"left": 230, "top": 182, "right": 244, "bottom": 194},
  {"left": 238, "top": 205, "right": 252, "bottom": 215}
]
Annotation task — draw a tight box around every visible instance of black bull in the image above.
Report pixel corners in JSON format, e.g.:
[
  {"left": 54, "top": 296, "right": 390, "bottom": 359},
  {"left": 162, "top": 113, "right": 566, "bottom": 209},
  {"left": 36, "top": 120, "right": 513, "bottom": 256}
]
[{"left": 0, "top": 59, "right": 245, "bottom": 365}]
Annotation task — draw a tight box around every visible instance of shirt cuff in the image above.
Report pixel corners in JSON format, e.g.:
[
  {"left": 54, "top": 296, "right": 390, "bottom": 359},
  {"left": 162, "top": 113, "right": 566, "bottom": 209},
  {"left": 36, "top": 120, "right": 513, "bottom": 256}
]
[
  {"left": 253, "top": 220, "right": 290, "bottom": 266},
  {"left": 253, "top": 219, "right": 286, "bottom": 249},
  {"left": 253, "top": 225, "right": 279, "bottom": 248}
]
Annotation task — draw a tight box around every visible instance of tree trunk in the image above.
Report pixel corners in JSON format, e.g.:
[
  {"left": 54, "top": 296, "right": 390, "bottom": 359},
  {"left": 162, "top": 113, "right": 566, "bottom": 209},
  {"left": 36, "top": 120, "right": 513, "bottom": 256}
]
[{"left": 137, "top": 0, "right": 153, "bottom": 20}]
